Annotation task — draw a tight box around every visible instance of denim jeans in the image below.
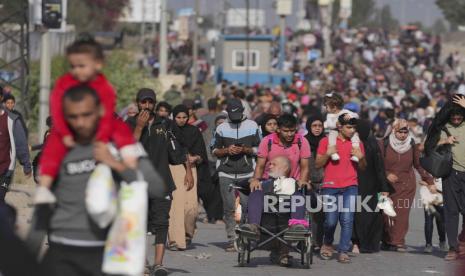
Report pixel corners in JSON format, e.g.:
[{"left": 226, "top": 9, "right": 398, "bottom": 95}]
[
  {"left": 443, "top": 170, "right": 465, "bottom": 249},
  {"left": 219, "top": 177, "right": 249, "bottom": 242},
  {"left": 321, "top": 185, "right": 358, "bottom": 253},
  {"left": 424, "top": 205, "right": 446, "bottom": 245}
]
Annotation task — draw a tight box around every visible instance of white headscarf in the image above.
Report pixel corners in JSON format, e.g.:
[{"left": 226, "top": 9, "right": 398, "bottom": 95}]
[{"left": 389, "top": 119, "right": 413, "bottom": 154}]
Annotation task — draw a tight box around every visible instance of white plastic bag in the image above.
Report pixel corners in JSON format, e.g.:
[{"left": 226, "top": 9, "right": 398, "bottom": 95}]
[
  {"left": 102, "top": 179, "right": 148, "bottom": 275},
  {"left": 86, "top": 164, "right": 117, "bottom": 228},
  {"left": 273, "top": 177, "right": 296, "bottom": 195}
]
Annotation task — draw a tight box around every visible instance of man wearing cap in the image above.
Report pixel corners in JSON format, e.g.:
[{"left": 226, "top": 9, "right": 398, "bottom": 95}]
[
  {"left": 315, "top": 113, "right": 366, "bottom": 263},
  {"left": 126, "top": 88, "right": 194, "bottom": 276},
  {"left": 212, "top": 98, "right": 260, "bottom": 252}
]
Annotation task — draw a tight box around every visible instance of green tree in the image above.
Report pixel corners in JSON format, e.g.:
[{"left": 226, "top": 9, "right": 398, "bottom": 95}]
[
  {"left": 67, "top": 0, "right": 130, "bottom": 32},
  {"left": 0, "top": 0, "right": 27, "bottom": 24},
  {"left": 432, "top": 18, "right": 448, "bottom": 34},
  {"left": 27, "top": 51, "right": 160, "bottom": 131},
  {"left": 349, "top": 0, "right": 377, "bottom": 27},
  {"left": 378, "top": 4, "right": 399, "bottom": 31},
  {"left": 330, "top": 0, "right": 377, "bottom": 28},
  {"left": 436, "top": 0, "right": 465, "bottom": 30}
]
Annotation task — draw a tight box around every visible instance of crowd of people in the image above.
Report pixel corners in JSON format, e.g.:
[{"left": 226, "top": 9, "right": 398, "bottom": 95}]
[{"left": 1, "top": 25, "right": 465, "bottom": 276}]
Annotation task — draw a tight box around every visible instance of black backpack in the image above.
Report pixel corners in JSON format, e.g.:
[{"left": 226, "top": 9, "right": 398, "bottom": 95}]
[{"left": 419, "top": 127, "right": 453, "bottom": 178}]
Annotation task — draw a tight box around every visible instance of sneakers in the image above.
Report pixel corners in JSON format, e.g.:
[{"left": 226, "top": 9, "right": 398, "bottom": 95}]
[
  {"left": 439, "top": 241, "right": 448, "bottom": 252},
  {"left": 33, "top": 186, "right": 56, "bottom": 204},
  {"left": 150, "top": 265, "right": 168, "bottom": 276},
  {"left": 377, "top": 195, "right": 396, "bottom": 217},
  {"left": 424, "top": 244, "right": 433, "bottom": 253},
  {"left": 331, "top": 153, "right": 340, "bottom": 161}
]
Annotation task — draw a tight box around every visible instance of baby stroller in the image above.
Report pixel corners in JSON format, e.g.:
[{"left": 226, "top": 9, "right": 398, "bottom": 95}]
[{"left": 232, "top": 178, "right": 314, "bottom": 268}]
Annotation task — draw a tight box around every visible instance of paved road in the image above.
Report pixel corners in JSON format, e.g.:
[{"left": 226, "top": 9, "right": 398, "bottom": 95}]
[
  {"left": 7, "top": 183, "right": 454, "bottom": 276},
  {"left": 152, "top": 190, "right": 453, "bottom": 276}
]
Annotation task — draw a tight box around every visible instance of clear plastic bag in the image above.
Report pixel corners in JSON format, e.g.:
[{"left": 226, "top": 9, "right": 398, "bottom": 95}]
[
  {"left": 102, "top": 179, "right": 148, "bottom": 275},
  {"left": 86, "top": 164, "right": 117, "bottom": 228}
]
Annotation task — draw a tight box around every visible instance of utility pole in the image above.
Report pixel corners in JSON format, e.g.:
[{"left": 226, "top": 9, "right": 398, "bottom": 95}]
[
  {"left": 152, "top": 0, "right": 157, "bottom": 37},
  {"left": 159, "top": 0, "right": 168, "bottom": 75},
  {"left": 276, "top": 0, "right": 291, "bottom": 70},
  {"left": 140, "top": 0, "right": 146, "bottom": 43},
  {"left": 319, "top": 0, "right": 333, "bottom": 58},
  {"left": 278, "top": 15, "right": 285, "bottom": 70},
  {"left": 245, "top": 0, "right": 250, "bottom": 86},
  {"left": 39, "top": 30, "right": 51, "bottom": 139},
  {"left": 191, "top": 0, "right": 200, "bottom": 89}
]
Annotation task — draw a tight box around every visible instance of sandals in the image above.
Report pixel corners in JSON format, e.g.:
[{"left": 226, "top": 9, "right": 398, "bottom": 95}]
[
  {"left": 320, "top": 244, "right": 334, "bottom": 260},
  {"left": 445, "top": 250, "right": 458, "bottom": 261},
  {"left": 279, "top": 255, "right": 292, "bottom": 267},
  {"left": 381, "top": 243, "right": 407, "bottom": 252},
  {"left": 167, "top": 242, "right": 185, "bottom": 251},
  {"left": 459, "top": 241, "right": 465, "bottom": 257},
  {"left": 225, "top": 241, "right": 236, "bottom": 252},
  {"left": 338, "top": 253, "right": 351, "bottom": 264}
]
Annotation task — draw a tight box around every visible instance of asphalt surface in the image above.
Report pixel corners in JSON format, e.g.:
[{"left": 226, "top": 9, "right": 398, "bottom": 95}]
[
  {"left": 7, "top": 183, "right": 456, "bottom": 276},
  {"left": 149, "top": 191, "right": 453, "bottom": 276}
]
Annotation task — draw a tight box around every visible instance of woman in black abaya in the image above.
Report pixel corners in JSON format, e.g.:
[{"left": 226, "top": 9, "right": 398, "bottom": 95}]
[
  {"left": 352, "top": 119, "right": 394, "bottom": 253},
  {"left": 304, "top": 115, "right": 325, "bottom": 251}
]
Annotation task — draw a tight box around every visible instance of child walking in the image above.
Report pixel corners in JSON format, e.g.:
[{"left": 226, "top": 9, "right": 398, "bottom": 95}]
[{"left": 35, "top": 35, "right": 139, "bottom": 203}]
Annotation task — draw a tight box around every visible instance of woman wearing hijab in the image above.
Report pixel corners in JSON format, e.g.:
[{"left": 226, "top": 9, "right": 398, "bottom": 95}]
[
  {"left": 304, "top": 115, "right": 325, "bottom": 251},
  {"left": 200, "top": 115, "right": 227, "bottom": 224},
  {"left": 168, "top": 105, "right": 210, "bottom": 250},
  {"left": 379, "top": 119, "right": 434, "bottom": 252},
  {"left": 352, "top": 119, "right": 394, "bottom": 253},
  {"left": 259, "top": 114, "right": 278, "bottom": 139}
]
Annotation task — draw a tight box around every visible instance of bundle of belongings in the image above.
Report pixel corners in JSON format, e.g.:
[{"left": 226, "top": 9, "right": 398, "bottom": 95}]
[{"left": 419, "top": 178, "right": 443, "bottom": 215}]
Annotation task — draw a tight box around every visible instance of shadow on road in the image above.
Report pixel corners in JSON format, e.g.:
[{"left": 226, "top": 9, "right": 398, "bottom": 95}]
[{"left": 407, "top": 245, "right": 447, "bottom": 259}]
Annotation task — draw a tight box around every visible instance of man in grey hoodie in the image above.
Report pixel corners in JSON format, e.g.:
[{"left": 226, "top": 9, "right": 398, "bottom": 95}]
[
  {"left": 0, "top": 87, "right": 31, "bottom": 203},
  {"left": 29, "top": 85, "right": 165, "bottom": 276}
]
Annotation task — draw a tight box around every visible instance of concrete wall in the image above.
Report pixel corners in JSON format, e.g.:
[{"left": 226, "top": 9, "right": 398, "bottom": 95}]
[
  {"left": 28, "top": 31, "right": 76, "bottom": 61},
  {"left": 223, "top": 40, "right": 270, "bottom": 73},
  {"left": 0, "top": 31, "right": 76, "bottom": 63}
]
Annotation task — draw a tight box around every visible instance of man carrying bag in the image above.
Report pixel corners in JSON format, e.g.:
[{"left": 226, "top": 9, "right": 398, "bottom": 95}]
[{"left": 423, "top": 95, "right": 465, "bottom": 261}]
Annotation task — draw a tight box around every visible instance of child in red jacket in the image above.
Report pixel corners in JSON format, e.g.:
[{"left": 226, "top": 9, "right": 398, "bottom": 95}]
[{"left": 35, "top": 36, "right": 139, "bottom": 203}]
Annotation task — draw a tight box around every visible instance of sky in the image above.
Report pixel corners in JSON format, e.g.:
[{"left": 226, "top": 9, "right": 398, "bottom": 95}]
[{"left": 166, "top": 0, "right": 447, "bottom": 29}]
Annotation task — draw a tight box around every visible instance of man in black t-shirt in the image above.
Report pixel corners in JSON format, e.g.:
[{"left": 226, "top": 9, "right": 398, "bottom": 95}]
[{"left": 126, "top": 88, "right": 193, "bottom": 276}]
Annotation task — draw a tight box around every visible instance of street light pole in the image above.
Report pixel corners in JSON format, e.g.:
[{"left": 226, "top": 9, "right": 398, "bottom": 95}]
[
  {"left": 159, "top": 0, "right": 168, "bottom": 75},
  {"left": 39, "top": 30, "right": 51, "bottom": 139},
  {"left": 278, "top": 15, "right": 285, "bottom": 70},
  {"left": 245, "top": 0, "right": 250, "bottom": 86},
  {"left": 141, "top": 0, "right": 146, "bottom": 43},
  {"left": 191, "top": 0, "right": 200, "bottom": 89}
]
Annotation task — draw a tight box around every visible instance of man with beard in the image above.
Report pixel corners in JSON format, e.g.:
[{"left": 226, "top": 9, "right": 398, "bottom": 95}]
[
  {"left": 28, "top": 85, "right": 165, "bottom": 276},
  {"left": 428, "top": 95, "right": 465, "bottom": 261},
  {"left": 126, "top": 88, "right": 194, "bottom": 276}
]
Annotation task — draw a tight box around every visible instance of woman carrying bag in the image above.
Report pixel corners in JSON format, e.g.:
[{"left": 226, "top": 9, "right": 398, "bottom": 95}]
[{"left": 379, "top": 119, "right": 434, "bottom": 252}]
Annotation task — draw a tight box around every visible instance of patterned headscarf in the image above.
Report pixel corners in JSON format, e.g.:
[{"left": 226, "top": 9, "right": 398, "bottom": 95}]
[{"left": 389, "top": 119, "right": 413, "bottom": 154}]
